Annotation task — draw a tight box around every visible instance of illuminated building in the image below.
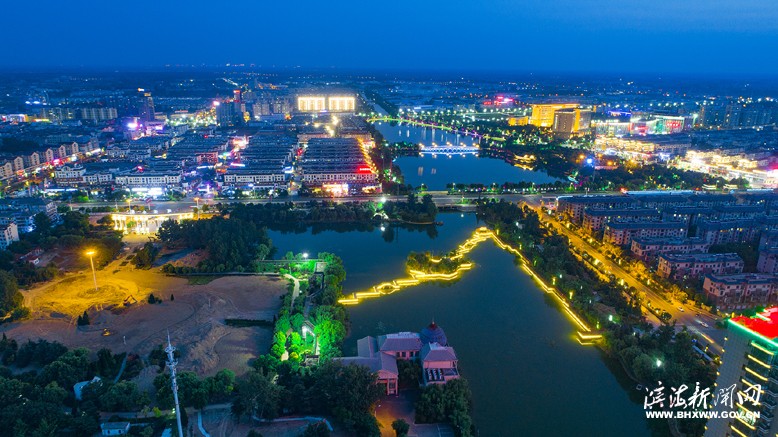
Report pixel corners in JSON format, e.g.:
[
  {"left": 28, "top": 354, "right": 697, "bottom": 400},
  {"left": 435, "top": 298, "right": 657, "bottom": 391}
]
[
  {"left": 529, "top": 103, "right": 579, "bottom": 128},
  {"left": 705, "top": 308, "right": 778, "bottom": 436},
  {"left": 300, "top": 138, "right": 378, "bottom": 193},
  {"left": 137, "top": 89, "right": 155, "bottom": 121},
  {"left": 594, "top": 116, "right": 690, "bottom": 137},
  {"left": 215, "top": 100, "right": 243, "bottom": 126},
  {"left": 113, "top": 171, "right": 181, "bottom": 188},
  {"left": 54, "top": 165, "right": 87, "bottom": 186},
  {"left": 297, "top": 96, "right": 327, "bottom": 112},
  {"left": 297, "top": 95, "right": 356, "bottom": 113},
  {"left": 327, "top": 96, "right": 355, "bottom": 112},
  {"left": 674, "top": 150, "right": 778, "bottom": 189},
  {"left": 223, "top": 135, "right": 293, "bottom": 189},
  {"left": 594, "top": 135, "right": 691, "bottom": 160},
  {"left": 552, "top": 108, "right": 592, "bottom": 139},
  {"left": 508, "top": 116, "right": 529, "bottom": 126},
  {"left": 41, "top": 107, "right": 77, "bottom": 122},
  {"left": 112, "top": 211, "right": 194, "bottom": 235}
]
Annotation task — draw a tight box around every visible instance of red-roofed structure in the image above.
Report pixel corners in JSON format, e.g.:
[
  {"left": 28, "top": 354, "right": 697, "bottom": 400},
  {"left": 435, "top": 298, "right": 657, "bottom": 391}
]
[{"left": 730, "top": 307, "right": 778, "bottom": 340}]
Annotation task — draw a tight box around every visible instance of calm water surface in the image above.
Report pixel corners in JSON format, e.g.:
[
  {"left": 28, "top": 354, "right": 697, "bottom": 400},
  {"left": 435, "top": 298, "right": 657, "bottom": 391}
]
[
  {"left": 268, "top": 214, "right": 650, "bottom": 437},
  {"left": 373, "top": 122, "right": 559, "bottom": 190}
]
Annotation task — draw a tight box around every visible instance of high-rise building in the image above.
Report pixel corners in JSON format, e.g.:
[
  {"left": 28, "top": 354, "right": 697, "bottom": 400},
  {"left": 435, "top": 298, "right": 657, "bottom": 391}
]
[
  {"left": 705, "top": 307, "right": 778, "bottom": 436},
  {"left": 700, "top": 100, "right": 778, "bottom": 129},
  {"left": 138, "top": 89, "right": 155, "bottom": 121},
  {"left": 79, "top": 107, "right": 118, "bottom": 122},
  {"left": 552, "top": 108, "right": 592, "bottom": 139},
  {"left": 530, "top": 103, "right": 579, "bottom": 128}
]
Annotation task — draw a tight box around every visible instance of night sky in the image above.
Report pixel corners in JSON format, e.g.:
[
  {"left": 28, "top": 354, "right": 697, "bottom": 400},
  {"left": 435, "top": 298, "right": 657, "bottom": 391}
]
[{"left": 3, "top": 0, "right": 777, "bottom": 75}]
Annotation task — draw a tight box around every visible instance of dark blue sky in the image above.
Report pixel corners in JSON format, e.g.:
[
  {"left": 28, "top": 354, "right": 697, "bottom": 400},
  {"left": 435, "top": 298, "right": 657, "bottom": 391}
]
[{"left": 3, "top": 0, "right": 777, "bottom": 75}]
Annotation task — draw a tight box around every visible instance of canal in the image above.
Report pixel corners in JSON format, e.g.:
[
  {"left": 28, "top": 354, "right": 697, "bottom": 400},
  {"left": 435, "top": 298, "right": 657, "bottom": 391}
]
[
  {"left": 373, "top": 121, "right": 559, "bottom": 190},
  {"left": 268, "top": 213, "right": 651, "bottom": 436}
]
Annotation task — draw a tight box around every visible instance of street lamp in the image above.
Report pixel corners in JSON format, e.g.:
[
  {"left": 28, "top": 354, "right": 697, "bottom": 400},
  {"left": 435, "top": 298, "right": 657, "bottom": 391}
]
[
  {"left": 193, "top": 197, "right": 200, "bottom": 219},
  {"left": 302, "top": 252, "right": 309, "bottom": 259},
  {"left": 85, "top": 250, "right": 98, "bottom": 291}
]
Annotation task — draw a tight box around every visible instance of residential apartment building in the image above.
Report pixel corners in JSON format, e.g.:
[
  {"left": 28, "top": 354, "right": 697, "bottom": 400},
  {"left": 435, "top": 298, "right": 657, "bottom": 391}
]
[
  {"left": 758, "top": 248, "right": 778, "bottom": 274},
  {"left": 703, "top": 273, "right": 778, "bottom": 310},
  {"left": 657, "top": 253, "right": 744, "bottom": 280},
  {"left": 0, "top": 223, "right": 20, "bottom": 250},
  {"left": 582, "top": 208, "right": 660, "bottom": 233},
  {"left": 630, "top": 237, "right": 710, "bottom": 263},
  {"left": 603, "top": 221, "right": 687, "bottom": 247},
  {"left": 696, "top": 219, "right": 763, "bottom": 245},
  {"left": 556, "top": 195, "right": 638, "bottom": 224}
]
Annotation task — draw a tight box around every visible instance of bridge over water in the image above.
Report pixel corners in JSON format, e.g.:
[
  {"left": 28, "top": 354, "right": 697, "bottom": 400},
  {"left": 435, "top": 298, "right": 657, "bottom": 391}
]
[
  {"left": 367, "top": 116, "right": 505, "bottom": 142},
  {"left": 418, "top": 145, "right": 480, "bottom": 156}
]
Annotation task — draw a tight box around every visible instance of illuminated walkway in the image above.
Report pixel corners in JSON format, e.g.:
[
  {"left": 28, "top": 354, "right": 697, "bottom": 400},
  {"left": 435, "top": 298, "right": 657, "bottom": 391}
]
[{"left": 339, "top": 227, "right": 602, "bottom": 345}]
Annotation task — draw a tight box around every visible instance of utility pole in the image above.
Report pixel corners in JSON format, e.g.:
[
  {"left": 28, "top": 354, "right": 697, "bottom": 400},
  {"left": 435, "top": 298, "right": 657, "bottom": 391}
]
[{"left": 166, "top": 333, "right": 184, "bottom": 437}]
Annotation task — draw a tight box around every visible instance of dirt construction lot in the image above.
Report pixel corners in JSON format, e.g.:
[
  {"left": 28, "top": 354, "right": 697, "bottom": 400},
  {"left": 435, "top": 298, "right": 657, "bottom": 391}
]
[{"left": 1, "top": 266, "right": 287, "bottom": 376}]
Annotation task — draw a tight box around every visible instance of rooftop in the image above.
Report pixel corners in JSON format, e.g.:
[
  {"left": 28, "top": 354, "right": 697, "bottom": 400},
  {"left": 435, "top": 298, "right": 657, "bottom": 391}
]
[
  {"left": 584, "top": 208, "right": 660, "bottom": 217},
  {"left": 730, "top": 307, "right": 778, "bottom": 343},
  {"left": 606, "top": 221, "right": 686, "bottom": 230},
  {"left": 659, "top": 253, "right": 743, "bottom": 263},
  {"left": 421, "top": 342, "right": 458, "bottom": 362}
]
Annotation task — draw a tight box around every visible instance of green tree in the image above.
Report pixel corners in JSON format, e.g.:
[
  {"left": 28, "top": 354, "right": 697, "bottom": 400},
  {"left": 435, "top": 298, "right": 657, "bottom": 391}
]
[
  {"left": 392, "top": 418, "right": 410, "bottom": 437},
  {"left": 232, "top": 370, "right": 282, "bottom": 420},
  {"left": 303, "top": 422, "right": 331, "bottom": 437},
  {"left": 0, "top": 271, "right": 23, "bottom": 317},
  {"left": 99, "top": 381, "right": 148, "bottom": 411},
  {"left": 77, "top": 310, "right": 90, "bottom": 326},
  {"left": 309, "top": 362, "right": 383, "bottom": 436}
]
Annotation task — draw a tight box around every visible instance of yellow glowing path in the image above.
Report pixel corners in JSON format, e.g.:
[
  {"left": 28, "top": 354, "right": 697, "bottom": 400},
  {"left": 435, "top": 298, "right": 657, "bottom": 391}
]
[{"left": 338, "top": 227, "right": 602, "bottom": 345}]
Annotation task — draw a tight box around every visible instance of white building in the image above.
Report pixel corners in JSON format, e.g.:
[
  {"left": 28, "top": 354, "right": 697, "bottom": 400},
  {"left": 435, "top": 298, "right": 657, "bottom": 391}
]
[
  {"left": 113, "top": 172, "right": 181, "bottom": 188},
  {"left": 0, "top": 223, "right": 20, "bottom": 250}
]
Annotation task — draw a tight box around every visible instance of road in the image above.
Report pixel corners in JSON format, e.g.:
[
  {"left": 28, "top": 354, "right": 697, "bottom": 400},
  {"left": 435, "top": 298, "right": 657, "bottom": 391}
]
[{"left": 521, "top": 196, "right": 724, "bottom": 353}]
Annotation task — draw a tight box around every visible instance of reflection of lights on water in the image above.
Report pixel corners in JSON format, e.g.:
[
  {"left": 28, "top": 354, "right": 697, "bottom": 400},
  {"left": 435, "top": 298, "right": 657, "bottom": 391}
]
[{"left": 339, "top": 227, "right": 602, "bottom": 345}]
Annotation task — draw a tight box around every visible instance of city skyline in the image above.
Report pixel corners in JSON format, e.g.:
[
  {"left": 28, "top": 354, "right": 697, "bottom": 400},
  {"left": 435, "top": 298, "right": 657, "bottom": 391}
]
[{"left": 3, "top": 0, "right": 778, "bottom": 76}]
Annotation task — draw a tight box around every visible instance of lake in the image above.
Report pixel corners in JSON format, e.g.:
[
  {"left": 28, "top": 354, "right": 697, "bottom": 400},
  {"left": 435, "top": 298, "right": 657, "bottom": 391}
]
[
  {"left": 268, "top": 213, "right": 651, "bottom": 437},
  {"left": 373, "top": 121, "right": 559, "bottom": 190}
]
